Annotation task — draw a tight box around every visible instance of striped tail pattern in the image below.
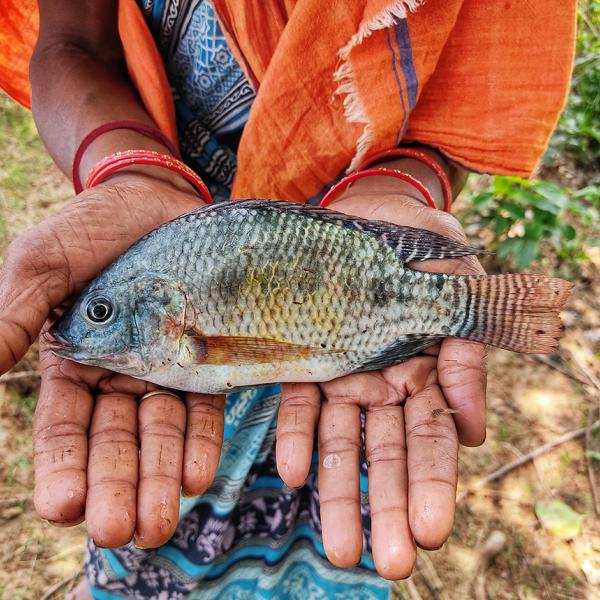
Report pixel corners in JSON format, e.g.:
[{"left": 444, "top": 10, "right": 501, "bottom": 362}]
[{"left": 456, "top": 274, "right": 573, "bottom": 354}]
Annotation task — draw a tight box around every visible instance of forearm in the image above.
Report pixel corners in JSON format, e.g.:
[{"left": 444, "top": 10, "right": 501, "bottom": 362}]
[{"left": 30, "top": 0, "right": 184, "bottom": 190}]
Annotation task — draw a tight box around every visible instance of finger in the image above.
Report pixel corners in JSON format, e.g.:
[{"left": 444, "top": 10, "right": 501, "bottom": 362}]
[
  {"left": 136, "top": 392, "right": 186, "bottom": 548},
  {"left": 438, "top": 338, "right": 487, "bottom": 446},
  {"left": 33, "top": 355, "right": 93, "bottom": 524},
  {"left": 318, "top": 389, "right": 363, "bottom": 568},
  {"left": 405, "top": 378, "right": 458, "bottom": 550},
  {"left": 182, "top": 393, "right": 225, "bottom": 497},
  {"left": 85, "top": 392, "right": 138, "bottom": 548},
  {"left": 404, "top": 220, "right": 487, "bottom": 448},
  {"left": 276, "top": 383, "right": 321, "bottom": 488},
  {"left": 366, "top": 405, "right": 415, "bottom": 580}
]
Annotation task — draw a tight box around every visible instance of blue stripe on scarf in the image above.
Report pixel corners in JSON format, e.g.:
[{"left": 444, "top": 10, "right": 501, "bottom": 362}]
[
  {"left": 385, "top": 28, "right": 408, "bottom": 128},
  {"left": 394, "top": 19, "right": 419, "bottom": 110}
]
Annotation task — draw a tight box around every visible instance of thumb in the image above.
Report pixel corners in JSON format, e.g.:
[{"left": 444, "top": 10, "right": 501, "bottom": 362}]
[
  {"left": 0, "top": 222, "right": 71, "bottom": 373},
  {"left": 0, "top": 179, "right": 202, "bottom": 375}
]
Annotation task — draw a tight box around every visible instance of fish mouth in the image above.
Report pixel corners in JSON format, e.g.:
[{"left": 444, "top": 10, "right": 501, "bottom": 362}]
[
  {"left": 42, "top": 329, "right": 149, "bottom": 376},
  {"left": 42, "top": 329, "right": 76, "bottom": 356}
]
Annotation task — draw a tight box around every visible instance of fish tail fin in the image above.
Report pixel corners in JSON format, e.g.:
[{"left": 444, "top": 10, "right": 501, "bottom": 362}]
[{"left": 456, "top": 274, "right": 573, "bottom": 353}]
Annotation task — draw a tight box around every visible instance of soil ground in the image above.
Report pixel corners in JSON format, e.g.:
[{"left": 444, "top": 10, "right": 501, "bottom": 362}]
[{"left": 0, "top": 96, "right": 598, "bottom": 600}]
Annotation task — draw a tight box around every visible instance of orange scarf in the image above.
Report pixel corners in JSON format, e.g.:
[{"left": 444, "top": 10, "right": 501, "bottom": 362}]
[{"left": 0, "top": 0, "right": 576, "bottom": 201}]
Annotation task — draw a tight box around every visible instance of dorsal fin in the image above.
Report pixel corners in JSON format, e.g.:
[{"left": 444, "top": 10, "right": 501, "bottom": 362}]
[{"left": 215, "top": 199, "right": 489, "bottom": 264}]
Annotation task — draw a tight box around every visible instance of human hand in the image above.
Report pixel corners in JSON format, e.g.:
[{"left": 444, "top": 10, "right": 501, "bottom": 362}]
[
  {"left": 0, "top": 174, "right": 225, "bottom": 547},
  {"left": 275, "top": 182, "right": 487, "bottom": 579}
]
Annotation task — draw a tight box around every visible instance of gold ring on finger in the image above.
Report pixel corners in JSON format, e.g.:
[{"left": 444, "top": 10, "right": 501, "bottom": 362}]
[{"left": 139, "top": 389, "right": 182, "bottom": 403}]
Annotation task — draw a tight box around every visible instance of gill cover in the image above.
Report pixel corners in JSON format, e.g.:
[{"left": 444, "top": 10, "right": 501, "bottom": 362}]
[{"left": 132, "top": 278, "right": 188, "bottom": 373}]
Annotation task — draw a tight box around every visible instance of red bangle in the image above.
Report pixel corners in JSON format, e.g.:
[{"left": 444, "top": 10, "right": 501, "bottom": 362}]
[
  {"left": 319, "top": 168, "right": 438, "bottom": 209},
  {"left": 357, "top": 148, "right": 453, "bottom": 212},
  {"left": 72, "top": 120, "right": 181, "bottom": 194},
  {"left": 85, "top": 150, "right": 213, "bottom": 204}
]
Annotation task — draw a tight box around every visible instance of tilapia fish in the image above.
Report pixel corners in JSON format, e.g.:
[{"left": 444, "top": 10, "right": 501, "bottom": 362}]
[{"left": 49, "top": 200, "right": 572, "bottom": 394}]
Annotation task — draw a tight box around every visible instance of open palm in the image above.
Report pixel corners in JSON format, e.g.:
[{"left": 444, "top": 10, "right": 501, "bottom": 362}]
[
  {"left": 0, "top": 174, "right": 225, "bottom": 548},
  {"left": 275, "top": 190, "right": 487, "bottom": 579}
]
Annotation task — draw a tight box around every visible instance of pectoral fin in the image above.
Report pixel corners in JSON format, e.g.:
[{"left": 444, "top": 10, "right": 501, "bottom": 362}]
[{"left": 179, "top": 331, "right": 346, "bottom": 366}]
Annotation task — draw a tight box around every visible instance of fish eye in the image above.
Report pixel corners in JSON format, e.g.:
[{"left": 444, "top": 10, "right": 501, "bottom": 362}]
[{"left": 84, "top": 296, "right": 115, "bottom": 325}]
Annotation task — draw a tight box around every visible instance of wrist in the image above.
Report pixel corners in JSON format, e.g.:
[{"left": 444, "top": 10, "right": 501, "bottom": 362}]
[
  {"left": 86, "top": 150, "right": 212, "bottom": 204},
  {"left": 323, "top": 146, "right": 453, "bottom": 213},
  {"left": 326, "top": 187, "right": 424, "bottom": 221},
  {"left": 96, "top": 169, "right": 209, "bottom": 206},
  {"left": 76, "top": 127, "right": 179, "bottom": 191}
]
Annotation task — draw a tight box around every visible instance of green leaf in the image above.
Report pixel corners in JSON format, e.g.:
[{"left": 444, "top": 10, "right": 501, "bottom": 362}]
[
  {"left": 585, "top": 450, "right": 600, "bottom": 462},
  {"left": 493, "top": 176, "right": 521, "bottom": 196},
  {"left": 535, "top": 500, "right": 584, "bottom": 540},
  {"left": 500, "top": 200, "right": 526, "bottom": 219},
  {"left": 534, "top": 181, "right": 568, "bottom": 206},
  {"left": 524, "top": 221, "right": 545, "bottom": 241},
  {"left": 472, "top": 191, "right": 495, "bottom": 208},
  {"left": 533, "top": 197, "right": 563, "bottom": 215},
  {"left": 496, "top": 238, "right": 520, "bottom": 260},
  {"left": 493, "top": 216, "right": 512, "bottom": 236},
  {"left": 515, "top": 238, "right": 540, "bottom": 269},
  {"left": 561, "top": 224, "right": 577, "bottom": 241}
]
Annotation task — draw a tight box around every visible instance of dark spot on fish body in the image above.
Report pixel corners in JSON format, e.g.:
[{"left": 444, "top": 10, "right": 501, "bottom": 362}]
[{"left": 371, "top": 275, "right": 399, "bottom": 308}]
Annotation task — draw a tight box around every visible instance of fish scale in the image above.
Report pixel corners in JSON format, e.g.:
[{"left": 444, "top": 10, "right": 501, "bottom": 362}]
[{"left": 49, "top": 200, "right": 572, "bottom": 394}]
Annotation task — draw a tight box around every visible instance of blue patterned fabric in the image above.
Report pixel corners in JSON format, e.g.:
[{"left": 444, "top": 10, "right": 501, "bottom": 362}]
[
  {"left": 85, "top": 3, "right": 391, "bottom": 598},
  {"left": 139, "top": 0, "right": 255, "bottom": 202}
]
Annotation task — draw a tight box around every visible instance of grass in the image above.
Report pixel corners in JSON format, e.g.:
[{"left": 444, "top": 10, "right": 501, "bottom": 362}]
[{"left": 0, "top": 95, "right": 71, "bottom": 251}]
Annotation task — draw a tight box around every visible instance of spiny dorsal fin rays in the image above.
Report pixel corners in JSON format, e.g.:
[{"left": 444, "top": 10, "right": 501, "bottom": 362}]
[{"left": 193, "top": 199, "right": 489, "bottom": 264}]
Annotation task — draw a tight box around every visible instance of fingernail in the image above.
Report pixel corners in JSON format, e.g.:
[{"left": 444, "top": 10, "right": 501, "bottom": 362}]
[
  {"left": 133, "top": 535, "right": 150, "bottom": 549},
  {"left": 283, "top": 484, "right": 303, "bottom": 491},
  {"left": 415, "top": 540, "right": 445, "bottom": 551}
]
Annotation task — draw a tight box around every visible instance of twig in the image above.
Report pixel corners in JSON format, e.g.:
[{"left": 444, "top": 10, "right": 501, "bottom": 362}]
[
  {"left": 0, "top": 497, "right": 30, "bottom": 508},
  {"left": 571, "top": 354, "right": 600, "bottom": 394},
  {"left": 41, "top": 571, "right": 82, "bottom": 600},
  {"left": 585, "top": 405, "right": 600, "bottom": 516},
  {"left": 528, "top": 354, "right": 590, "bottom": 387},
  {"left": 392, "top": 581, "right": 409, "bottom": 600},
  {"left": 471, "top": 530, "right": 507, "bottom": 600},
  {"left": 416, "top": 551, "right": 449, "bottom": 600},
  {"left": 570, "top": 354, "right": 600, "bottom": 515},
  {"left": 502, "top": 441, "right": 544, "bottom": 488},
  {"left": 66, "top": 574, "right": 79, "bottom": 595},
  {"left": 0, "top": 370, "right": 40, "bottom": 382},
  {"left": 405, "top": 579, "right": 425, "bottom": 600},
  {"left": 457, "top": 420, "right": 600, "bottom": 503},
  {"left": 456, "top": 487, "right": 535, "bottom": 506}
]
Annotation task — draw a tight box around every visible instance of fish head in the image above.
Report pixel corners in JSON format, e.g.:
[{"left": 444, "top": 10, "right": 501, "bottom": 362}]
[{"left": 47, "top": 276, "right": 188, "bottom": 377}]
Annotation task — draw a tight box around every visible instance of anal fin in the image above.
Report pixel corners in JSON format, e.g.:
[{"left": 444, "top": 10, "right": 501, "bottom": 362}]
[{"left": 356, "top": 335, "right": 442, "bottom": 372}]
